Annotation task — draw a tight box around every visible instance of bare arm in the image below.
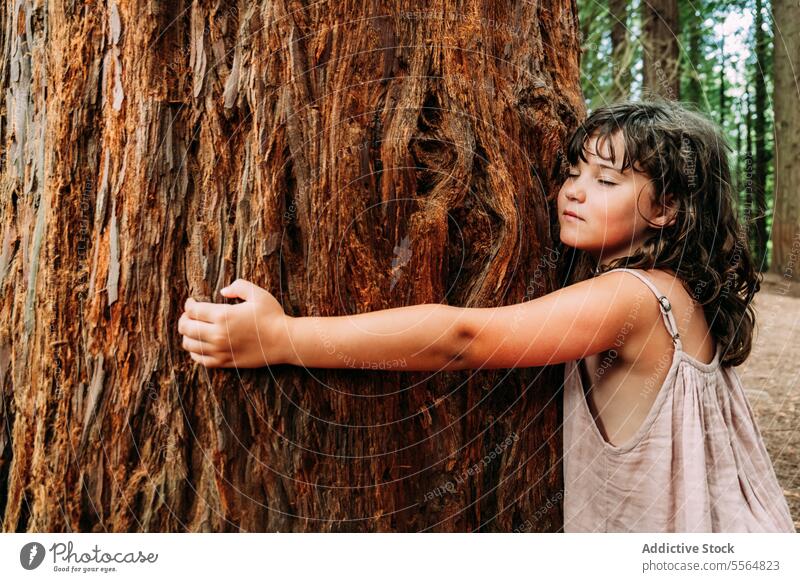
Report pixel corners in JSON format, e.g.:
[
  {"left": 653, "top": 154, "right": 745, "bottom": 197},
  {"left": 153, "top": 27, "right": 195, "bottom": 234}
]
[
  {"left": 281, "top": 272, "right": 643, "bottom": 371},
  {"left": 178, "top": 279, "right": 472, "bottom": 370},
  {"left": 179, "top": 272, "right": 645, "bottom": 371},
  {"left": 280, "top": 303, "right": 473, "bottom": 371},
  {"left": 453, "top": 272, "right": 647, "bottom": 370}
]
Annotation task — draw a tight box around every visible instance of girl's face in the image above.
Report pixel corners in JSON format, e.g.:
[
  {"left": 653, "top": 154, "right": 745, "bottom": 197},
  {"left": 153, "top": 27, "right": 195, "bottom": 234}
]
[{"left": 557, "top": 131, "right": 672, "bottom": 265}]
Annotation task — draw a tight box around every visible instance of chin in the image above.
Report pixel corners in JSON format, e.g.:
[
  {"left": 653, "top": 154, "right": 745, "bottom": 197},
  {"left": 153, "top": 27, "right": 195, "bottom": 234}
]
[
  {"left": 559, "top": 230, "right": 588, "bottom": 250},
  {"left": 560, "top": 235, "right": 606, "bottom": 258}
]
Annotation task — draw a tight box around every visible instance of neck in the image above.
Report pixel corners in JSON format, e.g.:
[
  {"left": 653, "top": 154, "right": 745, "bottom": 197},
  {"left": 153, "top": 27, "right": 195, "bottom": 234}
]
[
  {"left": 590, "top": 243, "right": 646, "bottom": 274},
  {"left": 592, "top": 253, "right": 624, "bottom": 275}
]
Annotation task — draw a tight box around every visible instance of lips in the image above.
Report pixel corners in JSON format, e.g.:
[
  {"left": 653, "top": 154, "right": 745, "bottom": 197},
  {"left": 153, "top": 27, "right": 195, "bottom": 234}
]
[{"left": 562, "top": 210, "right": 584, "bottom": 221}]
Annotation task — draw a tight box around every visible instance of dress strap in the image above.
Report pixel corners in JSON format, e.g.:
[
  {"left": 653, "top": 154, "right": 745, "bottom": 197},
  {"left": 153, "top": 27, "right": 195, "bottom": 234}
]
[{"left": 597, "top": 268, "right": 683, "bottom": 350}]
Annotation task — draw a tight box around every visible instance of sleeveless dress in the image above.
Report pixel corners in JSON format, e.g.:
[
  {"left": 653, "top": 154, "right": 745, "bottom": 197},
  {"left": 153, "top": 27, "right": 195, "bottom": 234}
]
[{"left": 563, "top": 267, "right": 796, "bottom": 532}]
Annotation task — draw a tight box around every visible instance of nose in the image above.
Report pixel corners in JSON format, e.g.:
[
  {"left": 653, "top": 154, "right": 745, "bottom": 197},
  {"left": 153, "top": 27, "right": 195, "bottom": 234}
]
[{"left": 562, "top": 175, "right": 586, "bottom": 203}]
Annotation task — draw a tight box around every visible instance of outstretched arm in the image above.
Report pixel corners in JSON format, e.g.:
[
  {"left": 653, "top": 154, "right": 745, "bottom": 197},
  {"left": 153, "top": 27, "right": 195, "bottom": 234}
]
[
  {"left": 178, "top": 272, "right": 642, "bottom": 371},
  {"left": 281, "top": 303, "right": 473, "bottom": 371},
  {"left": 177, "top": 279, "right": 473, "bottom": 370},
  {"left": 453, "top": 271, "right": 644, "bottom": 369}
]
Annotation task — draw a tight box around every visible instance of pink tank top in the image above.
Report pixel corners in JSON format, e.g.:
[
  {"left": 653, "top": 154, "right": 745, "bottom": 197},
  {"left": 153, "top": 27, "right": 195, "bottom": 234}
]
[{"left": 563, "top": 267, "right": 795, "bottom": 532}]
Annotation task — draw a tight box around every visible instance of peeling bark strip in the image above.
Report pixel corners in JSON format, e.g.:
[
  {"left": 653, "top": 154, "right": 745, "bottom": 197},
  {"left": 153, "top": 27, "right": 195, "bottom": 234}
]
[{"left": 0, "top": 1, "right": 584, "bottom": 532}]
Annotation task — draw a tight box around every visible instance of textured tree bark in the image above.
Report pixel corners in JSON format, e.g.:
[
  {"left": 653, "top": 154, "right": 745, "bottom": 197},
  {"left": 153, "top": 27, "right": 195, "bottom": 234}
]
[
  {"left": 641, "top": 0, "right": 680, "bottom": 100},
  {"left": 0, "top": 0, "right": 584, "bottom": 532},
  {"left": 770, "top": 0, "right": 800, "bottom": 275}
]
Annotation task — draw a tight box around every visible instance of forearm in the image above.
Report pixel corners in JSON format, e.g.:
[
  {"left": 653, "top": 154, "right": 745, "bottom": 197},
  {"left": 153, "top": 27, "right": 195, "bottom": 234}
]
[{"left": 279, "top": 304, "right": 473, "bottom": 371}]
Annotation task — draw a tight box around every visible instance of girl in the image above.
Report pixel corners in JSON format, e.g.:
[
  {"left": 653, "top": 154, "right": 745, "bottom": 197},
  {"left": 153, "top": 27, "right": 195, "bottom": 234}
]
[{"left": 177, "top": 101, "right": 795, "bottom": 533}]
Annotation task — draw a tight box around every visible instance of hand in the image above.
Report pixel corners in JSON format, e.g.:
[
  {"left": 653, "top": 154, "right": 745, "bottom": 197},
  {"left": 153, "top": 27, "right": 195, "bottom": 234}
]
[{"left": 178, "top": 279, "right": 289, "bottom": 369}]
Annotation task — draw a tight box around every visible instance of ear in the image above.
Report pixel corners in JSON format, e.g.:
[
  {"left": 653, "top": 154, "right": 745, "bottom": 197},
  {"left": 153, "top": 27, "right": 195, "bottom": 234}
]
[{"left": 651, "top": 192, "right": 678, "bottom": 228}]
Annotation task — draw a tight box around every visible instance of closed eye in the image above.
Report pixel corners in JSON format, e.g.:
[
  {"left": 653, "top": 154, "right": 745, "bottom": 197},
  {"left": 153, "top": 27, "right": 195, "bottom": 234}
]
[{"left": 598, "top": 179, "right": 617, "bottom": 186}]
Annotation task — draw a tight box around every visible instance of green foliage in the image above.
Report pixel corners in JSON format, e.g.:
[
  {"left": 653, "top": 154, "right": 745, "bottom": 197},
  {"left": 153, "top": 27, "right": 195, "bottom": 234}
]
[{"left": 577, "top": 0, "right": 776, "bottom": 269}]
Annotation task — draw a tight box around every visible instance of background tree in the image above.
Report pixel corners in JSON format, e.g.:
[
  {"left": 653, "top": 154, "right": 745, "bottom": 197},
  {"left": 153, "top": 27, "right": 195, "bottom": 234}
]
[
  {"left": 609, "top": 0, "right": 633, "bottom": 99},
  {"left": 641, "top": 0, "right": 681, "bottom": 99},
  {"left": 578, "top": 0, "right": 613, "bottom": 109},
  {"left": 580, "top": 0, "right": 786, "bottom": 273},
  {"left": 0, "top": 1, "right": 584, "bottom": 532},
  {"left": 751, "top": 0, "right": 771, "bottom": 268},
  {"left": 770, "top": 0, "right": 800, "bottom": 274},
  {"left": 681, "top": 0, "right": 706, "bottom": 107}
]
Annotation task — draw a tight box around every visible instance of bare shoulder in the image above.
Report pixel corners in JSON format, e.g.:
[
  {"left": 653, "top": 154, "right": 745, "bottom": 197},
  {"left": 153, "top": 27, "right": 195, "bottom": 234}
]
[
  {"left": 579, "top": 269, "right": 666, "bottom": 366},
  {"left": 455, "top": 268, "right": 668, "bottom": 369},
  {"left": 606, "top": 267, "right": 694, "bottom": 306},
  {"left": 615, "top": 268, "right": 714, "bottom": 364},
  {"left": 640, "top": 268, "right": 703, "bottom": 316},
  {"left": 641, "top": 267, "right": 689, "bottom": 294}
]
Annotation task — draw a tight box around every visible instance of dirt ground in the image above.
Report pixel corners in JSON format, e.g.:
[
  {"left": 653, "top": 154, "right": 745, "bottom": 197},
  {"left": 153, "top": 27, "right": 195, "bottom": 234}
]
[{"left": 737, "top": 272, "right": 800, "bottom": 531}]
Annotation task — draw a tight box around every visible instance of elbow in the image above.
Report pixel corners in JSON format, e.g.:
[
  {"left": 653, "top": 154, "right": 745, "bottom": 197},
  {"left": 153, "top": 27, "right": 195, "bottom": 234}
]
[{"left": 440, "top": 317, "right": 479, "bottom": 371}]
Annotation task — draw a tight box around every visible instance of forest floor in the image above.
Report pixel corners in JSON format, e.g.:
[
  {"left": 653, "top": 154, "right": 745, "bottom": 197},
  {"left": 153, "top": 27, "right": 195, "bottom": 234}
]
[{"left": 737, "top": 272, "right": 800, "bottom": 531}]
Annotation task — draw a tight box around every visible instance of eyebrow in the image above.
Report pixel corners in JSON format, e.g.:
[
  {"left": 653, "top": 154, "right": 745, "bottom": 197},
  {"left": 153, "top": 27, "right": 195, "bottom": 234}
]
[
  {"left": 579, "top": 151, "right": 625, "bottom": 174},
  {"left": 595, "top": 162, "right": 624, "bottom": 174}
]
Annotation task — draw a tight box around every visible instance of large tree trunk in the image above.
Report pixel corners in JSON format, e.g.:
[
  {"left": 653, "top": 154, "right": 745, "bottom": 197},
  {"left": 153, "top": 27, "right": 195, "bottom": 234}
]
[
  {"left": 641, "top": 0, "right": 680, "bottom": 99},
  {"left": 770, "top": 0, "right": 799, "bottom": 275},
  {"left": 0, "top": 1, "right": 584, "bottom": 532}
]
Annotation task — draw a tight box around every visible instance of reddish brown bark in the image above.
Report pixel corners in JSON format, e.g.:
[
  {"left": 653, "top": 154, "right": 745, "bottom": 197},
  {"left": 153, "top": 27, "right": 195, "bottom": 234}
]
[{"left": 1, "top": 0, "right": 584, "bottom": 532}]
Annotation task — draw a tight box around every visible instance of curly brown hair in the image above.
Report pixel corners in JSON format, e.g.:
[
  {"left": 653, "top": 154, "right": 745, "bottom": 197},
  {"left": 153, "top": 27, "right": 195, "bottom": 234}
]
[{"left": 557, "top": 100, "right": 762, "bottom": 367}]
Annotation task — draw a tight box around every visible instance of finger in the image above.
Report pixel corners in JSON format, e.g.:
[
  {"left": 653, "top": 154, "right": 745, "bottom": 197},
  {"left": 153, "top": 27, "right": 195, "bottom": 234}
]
[
  {"left": 178, "top": 313, "right": 218, "bottom": 341},
  {"left": 220, "top": 278, "right": 258, "bottom": 301},
  {"left": 189, "top": 351, "right": 227, "bottom": 369},
  {"left": 181, "top": 335, "right": 219, "bottom": 355},
  {"left": 184, "top": 297, "right": 221, "bottom": 323}
]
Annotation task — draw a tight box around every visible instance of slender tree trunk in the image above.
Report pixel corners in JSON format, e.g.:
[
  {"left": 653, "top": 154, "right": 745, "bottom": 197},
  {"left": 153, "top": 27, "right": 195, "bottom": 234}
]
[
  {"left": 753, "top": 0, "right": 770, "bottom": 270},
  {"left": 719, "top": 43, "right": 726, "bottom": 127},
  {"left": 608, "top": 0, "right": 631, "bottom": 99},
  {"left": 770, "top": 0, "right": 800, "bottom": 275},
  {"left": 683, "top": 6, "right": 703, "bottom": 106},
  {"left": 0, "top": 1, "right": 584, "bottom": 532},
  {"left": 579, "top": 1, "right": 599, "bottom": 51},
  {"left": 745, "top": 87, "right": 755, "bottom": 232},
  {"left": 641, "top": 0, "right": 680, "bottom": 99},
  {"left": 736, "top": 113, "right": 742, "bottom": 189}
]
